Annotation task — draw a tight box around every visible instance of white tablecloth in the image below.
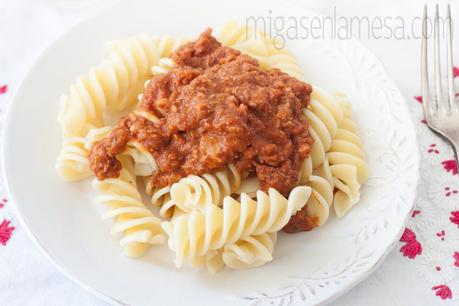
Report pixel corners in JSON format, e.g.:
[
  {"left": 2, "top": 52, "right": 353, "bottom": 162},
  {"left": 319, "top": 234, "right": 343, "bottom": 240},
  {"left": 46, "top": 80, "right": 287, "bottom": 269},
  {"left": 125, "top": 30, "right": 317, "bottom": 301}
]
[{"left": 1, "top": 0, "right": 458, "bottom": 305}]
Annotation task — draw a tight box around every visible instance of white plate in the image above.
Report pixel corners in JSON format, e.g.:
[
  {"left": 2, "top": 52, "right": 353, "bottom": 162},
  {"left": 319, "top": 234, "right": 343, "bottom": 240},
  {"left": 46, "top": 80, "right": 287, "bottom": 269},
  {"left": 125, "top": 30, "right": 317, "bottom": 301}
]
[{"left": 2, "top": 0, "right": 419, "bottom": 305}]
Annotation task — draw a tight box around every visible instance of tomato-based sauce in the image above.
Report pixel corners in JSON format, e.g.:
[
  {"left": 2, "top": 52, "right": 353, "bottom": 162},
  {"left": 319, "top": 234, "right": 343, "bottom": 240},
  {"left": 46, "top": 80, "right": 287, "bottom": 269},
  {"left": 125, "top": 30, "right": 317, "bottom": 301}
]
[
  {"left": 89, "top": 28, "right": 313, "bottom": 201},
  {"left": 284, "top": 211, "right": 320, "bottom": 233}
]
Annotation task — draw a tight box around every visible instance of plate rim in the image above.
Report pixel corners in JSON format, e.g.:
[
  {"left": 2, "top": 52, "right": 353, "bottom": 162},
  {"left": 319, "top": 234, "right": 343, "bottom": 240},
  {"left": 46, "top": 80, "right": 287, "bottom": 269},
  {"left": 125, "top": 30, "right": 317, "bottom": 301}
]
[{"left": 1, "top": 2, "right": 419, "bottom": 305}]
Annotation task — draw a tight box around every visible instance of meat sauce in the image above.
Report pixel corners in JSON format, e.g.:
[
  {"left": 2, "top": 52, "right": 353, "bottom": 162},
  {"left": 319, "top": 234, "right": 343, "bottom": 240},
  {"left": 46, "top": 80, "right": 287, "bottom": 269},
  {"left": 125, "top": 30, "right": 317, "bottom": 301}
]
[{"left": 89, "top": 29, "right": 315, "bottom": 232}]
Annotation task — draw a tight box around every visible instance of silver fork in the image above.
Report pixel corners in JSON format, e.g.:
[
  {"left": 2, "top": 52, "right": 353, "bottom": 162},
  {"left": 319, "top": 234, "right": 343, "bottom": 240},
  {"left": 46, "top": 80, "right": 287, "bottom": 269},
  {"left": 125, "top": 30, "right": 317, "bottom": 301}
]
[{"left": 422, "top": 4, "right": 459, "bottom": 163}]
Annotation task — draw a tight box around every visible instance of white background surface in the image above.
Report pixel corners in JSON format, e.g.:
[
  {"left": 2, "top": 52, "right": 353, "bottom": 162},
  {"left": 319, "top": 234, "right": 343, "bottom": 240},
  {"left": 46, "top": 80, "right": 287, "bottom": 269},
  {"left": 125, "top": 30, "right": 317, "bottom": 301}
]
[{"left": 0, "top": 0, "right": 457, "bottom": 305}]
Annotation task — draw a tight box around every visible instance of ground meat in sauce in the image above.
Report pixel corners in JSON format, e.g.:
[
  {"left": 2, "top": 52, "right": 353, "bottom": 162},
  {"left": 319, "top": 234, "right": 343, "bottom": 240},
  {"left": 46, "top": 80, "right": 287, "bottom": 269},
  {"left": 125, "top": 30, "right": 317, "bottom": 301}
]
[
  {"left": 89, "top": 28, "right": 316, "bottom": 231},
  {"left": 283, "top": 210, "right": 320, "bottom": 233}
]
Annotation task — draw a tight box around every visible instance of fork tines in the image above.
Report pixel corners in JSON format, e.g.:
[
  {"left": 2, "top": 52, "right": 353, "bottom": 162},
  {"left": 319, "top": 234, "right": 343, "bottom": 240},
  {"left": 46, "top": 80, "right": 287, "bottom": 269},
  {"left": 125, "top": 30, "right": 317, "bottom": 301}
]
[{"left": 422, "top": 4, "right": 456, "bottom": 117}]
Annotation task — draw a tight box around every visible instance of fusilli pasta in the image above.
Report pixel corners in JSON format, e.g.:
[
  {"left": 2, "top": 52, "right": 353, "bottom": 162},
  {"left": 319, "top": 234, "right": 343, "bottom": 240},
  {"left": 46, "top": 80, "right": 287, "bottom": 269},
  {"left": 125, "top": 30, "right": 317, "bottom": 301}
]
[
  {"left": 92, "top": 155, "right": 165, "bottom": 257},
  {"left": 161, "top": 186, "right": 311, "bottom": 268},
  {"left": 151, "top": 185, "right": 177, "bottom": 218},
  {"left": 304, "top": 87, "right": 344, "bottom": 168},
  {"left": 83, "top": 126, "right": 112, "bottom": 150},
  {"left": 59, "top": 34, "right": 160, "bottom": 138},
  {"left": 235, "top": 176, "right": 260, "bottom": 198},
  {"left": 56, "top": 137, "right": 90, "bottom": 181},
  {"left": 296, "top": 157, "right": 334, "bottom": 227},
  {"left": 299, "top": 87, "right": 368, "bottom": 220},
  {"left": 123, "top": 141, "right": 157, "bottom": 176},
  {"left": 205, "top": 232, "right": 277, "bottom": 273},
  {"left": 327, "top": 94, "right": 368, "bottom": 217},
  {"left": 169, "top": 164, "right": 241, "bottom": 211},
  {"left": 222, "top": 232, "right": 277, "bottom": 270},
  {"left": 56, "top": 126, "right": 111, "bottom": 181}
]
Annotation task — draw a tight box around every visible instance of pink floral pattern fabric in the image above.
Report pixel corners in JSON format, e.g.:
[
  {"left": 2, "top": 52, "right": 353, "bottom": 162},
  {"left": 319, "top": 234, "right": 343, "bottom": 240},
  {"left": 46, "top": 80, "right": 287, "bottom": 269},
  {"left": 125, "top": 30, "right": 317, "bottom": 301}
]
[
  {"left": 0, "top": 85, "right": 14, "bottom": 246},
  {"left": 400, "top": 228, "right": 423, "bottom": 259},
  {"left": 0, "top": 85, "right": 8, "bottom": 95},
  {"left": 0, "top": 219, "right": 15, "bottom": 246},
  {"left": 397, "top": 71, "right": 459, "bottom": 301}
]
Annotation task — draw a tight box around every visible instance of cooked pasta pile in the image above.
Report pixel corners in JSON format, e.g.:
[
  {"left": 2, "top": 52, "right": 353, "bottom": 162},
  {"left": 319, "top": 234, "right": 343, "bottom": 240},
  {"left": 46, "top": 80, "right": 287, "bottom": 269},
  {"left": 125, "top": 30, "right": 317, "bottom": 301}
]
[{"left": 56, "top": 22, "right": 368, "bottom": 273}]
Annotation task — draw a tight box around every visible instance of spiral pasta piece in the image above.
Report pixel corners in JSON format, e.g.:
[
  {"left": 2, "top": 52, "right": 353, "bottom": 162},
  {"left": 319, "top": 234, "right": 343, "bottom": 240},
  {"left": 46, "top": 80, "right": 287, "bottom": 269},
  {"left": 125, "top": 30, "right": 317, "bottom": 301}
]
[
  {"left": 306, "top": 174, "right": 333, "bottom": 226},
  {"left": 328, "top": 95, "right": 367, "bottom": 183},
  {"left": 169, "top": 164, "right": 241, "bottom": 212},
  {"left": 204, "top": 250, "right": 225, "bottom": 274},
  {"left": 56, "top": 137, "right": 90, "bottom": 181},
  {"left": 235, "top": 176, "right": 260, "bottom": 198},
  {"left": 293, "top": 157, "right": 331, "bottom": 228},
  {"left": 293, "top": 87, "right": 345, "bottom": 226},
  {"left": 327, "top": 94, "right": 368, "bottom": 217},
  {"left": 300, "top": 90, "right": 368, "bottom": 220},
  {"left": 224, "top": 30, "right": 270, "bottom": 67},
  {"left": 161, "top": 186, "right": 311, "bottom": 268},
  {"left": 59, "top": 34, "right": 153, "bottom": 138},
  {"left": 222, "top": 232, "right": 277, "bottom": 270},
  {"left": 56, "top": 126, "right": 112, "bottom": 181},
  {"left": 92, "top": 155, "right": 165, "bottom": 257},
  {"left": 143, "top": 176, "right": 182, "bottom": 219},
  {"left": 151, "top": 185, "right": 178, "bottom": 218},
  {"left": 204, "top": 232, "right": 277, "bottom": 273},
  {"left": 303, "top": 86, "right": 344, "bottom": 168},
  {"left": 218, "top": 21, "right": 251, "bottom": 47},
  {"left": 83, "top": 126, "right": 112, "bottom": 150},
  {"left": 313, "top": 156, "right": 334, "bottom": 186},
  {"left": 265, "top": 53, "right": 304, "bottom": 80},
  {"left": 150, "top": 36, "right": 189, "bottom": 59},
  {"left": 122, "top": 141, "right": 157, "bottom": 176},
  {"left": 58, "top": 34, "right": 187, "bottom": 136},
  {"left": 330, "top": 165, "right": 360, "bottom": 217},
  {"left": 297, "top": 157, "right": 313, "bottom": 186}
]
